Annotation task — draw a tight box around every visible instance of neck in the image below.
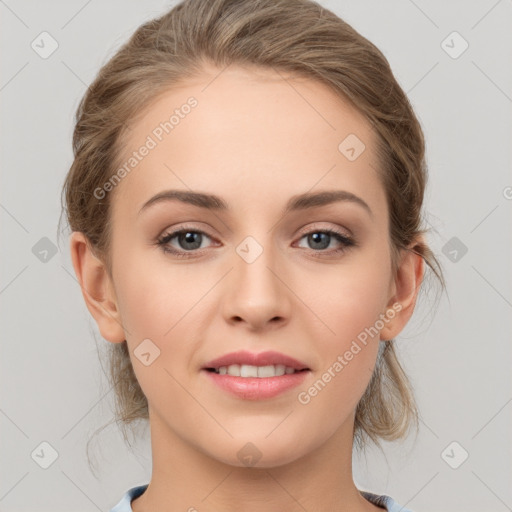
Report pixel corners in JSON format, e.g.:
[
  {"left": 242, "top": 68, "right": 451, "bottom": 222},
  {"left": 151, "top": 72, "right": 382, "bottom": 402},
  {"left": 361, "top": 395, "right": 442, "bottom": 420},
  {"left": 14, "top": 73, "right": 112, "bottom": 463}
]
[{"left": 131, "top": 408, "right": 381, "bottom": 512}]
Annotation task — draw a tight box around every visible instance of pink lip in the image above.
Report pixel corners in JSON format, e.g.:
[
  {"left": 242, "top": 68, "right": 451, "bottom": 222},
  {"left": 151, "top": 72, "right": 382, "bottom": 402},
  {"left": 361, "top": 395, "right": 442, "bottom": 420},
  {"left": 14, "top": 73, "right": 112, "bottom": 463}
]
[
  {"left": 203, "top": 350, "right": 310, "bottom": 371},
  {"left": 202, "top": 371, "right": 310, "bottom": 400},
  {"left": 201, "top": 350, "right": 311, "bottom": 400}
]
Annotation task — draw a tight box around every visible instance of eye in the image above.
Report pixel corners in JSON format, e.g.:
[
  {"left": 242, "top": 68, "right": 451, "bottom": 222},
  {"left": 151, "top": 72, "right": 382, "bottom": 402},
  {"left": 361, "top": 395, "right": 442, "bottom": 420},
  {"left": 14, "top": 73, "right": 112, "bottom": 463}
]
[
  {"left": 156, "top": 227, "right": 215, "bottom": 258},
  {"left": 155, "top": 225, "right": 356, "bottom": 259},
  {"left": 296, "top": 227, "right": 356, "bottom": 256}
]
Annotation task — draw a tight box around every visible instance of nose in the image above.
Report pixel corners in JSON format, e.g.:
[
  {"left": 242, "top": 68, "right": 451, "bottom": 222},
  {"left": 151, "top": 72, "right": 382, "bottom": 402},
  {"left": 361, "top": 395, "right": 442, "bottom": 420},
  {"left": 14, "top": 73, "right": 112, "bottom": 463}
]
[{"left": 222, "top": 237, "right": 292, "bottom": 331}]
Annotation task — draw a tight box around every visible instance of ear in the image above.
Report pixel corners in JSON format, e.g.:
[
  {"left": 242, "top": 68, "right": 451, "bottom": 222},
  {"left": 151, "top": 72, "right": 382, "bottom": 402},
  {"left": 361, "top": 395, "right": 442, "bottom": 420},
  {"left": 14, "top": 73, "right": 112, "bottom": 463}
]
[
  {"left": 69, "top": 231, "right": 126, "bottom": 343},
  {"left": 379, "top": 240, "right": 425, "bottom": 341}
]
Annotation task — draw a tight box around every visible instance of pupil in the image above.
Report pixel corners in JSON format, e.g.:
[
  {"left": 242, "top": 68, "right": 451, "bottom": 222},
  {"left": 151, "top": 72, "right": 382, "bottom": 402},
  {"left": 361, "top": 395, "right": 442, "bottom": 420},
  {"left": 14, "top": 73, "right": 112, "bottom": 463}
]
[
  {"left": 310, "top": 232, "right": 329, "bottom": 250},
  {"left": 180, "top": 232, "right": 201, "bottom": 250}
]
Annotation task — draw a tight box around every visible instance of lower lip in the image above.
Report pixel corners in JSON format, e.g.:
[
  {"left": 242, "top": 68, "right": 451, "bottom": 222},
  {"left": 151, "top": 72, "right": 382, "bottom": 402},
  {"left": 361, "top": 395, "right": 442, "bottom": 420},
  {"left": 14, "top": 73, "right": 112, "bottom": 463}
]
[{"left": 202, "top": 369, "right": 310, "bottom": 400}]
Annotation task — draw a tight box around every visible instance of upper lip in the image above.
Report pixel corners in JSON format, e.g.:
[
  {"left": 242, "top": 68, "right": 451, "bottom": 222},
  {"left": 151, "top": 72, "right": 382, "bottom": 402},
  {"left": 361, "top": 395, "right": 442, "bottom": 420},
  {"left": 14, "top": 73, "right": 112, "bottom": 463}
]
[{"left": 203, "top": 350, "right": 310, "bottom": 371}]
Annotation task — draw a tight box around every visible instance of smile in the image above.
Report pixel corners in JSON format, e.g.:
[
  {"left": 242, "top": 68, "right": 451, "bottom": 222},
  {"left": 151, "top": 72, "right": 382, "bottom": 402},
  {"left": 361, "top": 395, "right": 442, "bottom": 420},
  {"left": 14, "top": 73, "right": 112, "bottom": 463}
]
[{"left": 206, "top": 364, "right": 306, "bottom": 377}]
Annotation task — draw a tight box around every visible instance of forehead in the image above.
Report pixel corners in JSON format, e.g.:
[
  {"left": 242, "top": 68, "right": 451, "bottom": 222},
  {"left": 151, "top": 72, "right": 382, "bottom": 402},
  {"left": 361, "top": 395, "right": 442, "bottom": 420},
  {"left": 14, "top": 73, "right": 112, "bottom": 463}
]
[{"left": 111, "top": 64, "right": 384, "bottom": 219}]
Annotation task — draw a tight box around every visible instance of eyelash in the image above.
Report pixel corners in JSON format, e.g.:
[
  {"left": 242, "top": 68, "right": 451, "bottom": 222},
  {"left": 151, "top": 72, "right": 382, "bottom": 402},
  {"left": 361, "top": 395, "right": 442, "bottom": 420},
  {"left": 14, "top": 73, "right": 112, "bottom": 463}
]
[{"left": 155, "top": 225, "right": 356, "bottom": 259}]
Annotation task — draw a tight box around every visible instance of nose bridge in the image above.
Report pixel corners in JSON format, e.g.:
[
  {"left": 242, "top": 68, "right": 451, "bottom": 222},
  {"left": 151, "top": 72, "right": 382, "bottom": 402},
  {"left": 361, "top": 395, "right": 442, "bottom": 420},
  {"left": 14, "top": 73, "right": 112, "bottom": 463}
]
[
  {"left": 223, "top": 230, "right": 290, "bottom": 327},
  {"left": 235, "top": 231, "right": 282, "bottom": 295}
]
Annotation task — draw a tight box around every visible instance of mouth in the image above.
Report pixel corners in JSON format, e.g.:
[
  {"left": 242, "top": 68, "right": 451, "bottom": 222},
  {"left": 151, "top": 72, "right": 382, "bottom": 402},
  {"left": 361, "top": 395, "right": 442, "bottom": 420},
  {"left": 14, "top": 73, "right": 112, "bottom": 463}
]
[
  {"left": 200, "top": 351, "right": 312, "bottom": 400},
  {"left": 202, "top": 365, "right": 311, "bottom": 400},
  {"left": 204, "top": 364, "right": 310, "bottom": 378}
]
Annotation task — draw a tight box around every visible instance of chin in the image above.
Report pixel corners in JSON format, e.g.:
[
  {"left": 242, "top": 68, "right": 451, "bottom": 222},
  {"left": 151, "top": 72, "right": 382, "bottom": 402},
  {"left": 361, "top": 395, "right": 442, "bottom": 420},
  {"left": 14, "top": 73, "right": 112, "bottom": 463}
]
[{"left": 205, "top": 435, "right": 310, "bottom": 470}]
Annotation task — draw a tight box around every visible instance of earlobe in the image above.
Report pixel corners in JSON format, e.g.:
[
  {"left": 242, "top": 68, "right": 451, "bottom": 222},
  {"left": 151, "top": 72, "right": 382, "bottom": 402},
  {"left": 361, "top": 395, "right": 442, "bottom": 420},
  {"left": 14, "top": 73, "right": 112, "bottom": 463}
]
[
  {"left": 380, "top": 244, "right": 425, "bottom": 341},
  {"left": 69, "top": 232, "right": 126, "bottom": 343}
]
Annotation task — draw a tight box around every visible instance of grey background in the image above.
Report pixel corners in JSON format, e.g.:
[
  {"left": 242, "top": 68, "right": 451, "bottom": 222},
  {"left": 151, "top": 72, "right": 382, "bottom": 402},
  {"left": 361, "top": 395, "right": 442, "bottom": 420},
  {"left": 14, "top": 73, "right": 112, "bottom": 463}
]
[{"left": 1, "top": 0, "right": 511, "bottom": 511}]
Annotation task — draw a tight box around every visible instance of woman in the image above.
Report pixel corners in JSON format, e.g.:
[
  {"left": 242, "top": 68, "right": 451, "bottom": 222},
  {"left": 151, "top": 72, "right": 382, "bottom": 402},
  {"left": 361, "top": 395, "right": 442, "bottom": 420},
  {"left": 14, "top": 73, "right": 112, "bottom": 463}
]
[{"left": 62, "top": 0, "right": 445, "bottom": 510}]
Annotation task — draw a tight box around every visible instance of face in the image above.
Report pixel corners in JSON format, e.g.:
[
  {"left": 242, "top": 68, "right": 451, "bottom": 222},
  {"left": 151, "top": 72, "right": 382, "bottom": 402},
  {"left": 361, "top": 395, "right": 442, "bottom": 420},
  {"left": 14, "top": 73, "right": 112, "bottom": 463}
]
[{"left": 90, "top": 64, "right": 408, "bottom": 467}]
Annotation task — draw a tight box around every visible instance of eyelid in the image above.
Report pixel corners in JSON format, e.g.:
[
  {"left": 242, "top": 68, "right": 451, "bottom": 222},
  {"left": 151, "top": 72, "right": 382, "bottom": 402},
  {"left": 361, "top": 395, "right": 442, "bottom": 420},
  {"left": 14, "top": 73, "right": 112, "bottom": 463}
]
[
  {"left": 295, "top": 222, "right": 352, "bottom": 238},
  {"left": 158, "top": 222, "right": 216, "bottom": 238}
]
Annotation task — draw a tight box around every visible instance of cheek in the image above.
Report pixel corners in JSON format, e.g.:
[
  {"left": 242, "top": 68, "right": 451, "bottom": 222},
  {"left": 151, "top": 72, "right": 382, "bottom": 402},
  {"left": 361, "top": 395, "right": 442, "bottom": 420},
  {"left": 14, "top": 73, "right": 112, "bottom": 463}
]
[
  {"left": 112, "top": 254, "right": 209, "bottom": 381},
  {"left": 295, "top": 247, "right": 390, "bottom": 394},
  {"left": 327, "top": 275, "right": 387, "bottom": 342},
  {"left": 113, "top": 246, "right": 202, "bottom": 337},
  {"left": 303, "top": 254, "right": 390, "bottom": 343},
  {"left": 295, "top": 266, "right": 387, "bottom": 421}
]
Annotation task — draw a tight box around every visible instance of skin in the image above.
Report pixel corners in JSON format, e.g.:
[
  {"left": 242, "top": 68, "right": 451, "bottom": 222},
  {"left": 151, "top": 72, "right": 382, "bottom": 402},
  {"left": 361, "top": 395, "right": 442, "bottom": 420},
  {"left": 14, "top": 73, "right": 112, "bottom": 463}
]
[{"left": 71, "top": 63, "right": 423, "bottom": 512}]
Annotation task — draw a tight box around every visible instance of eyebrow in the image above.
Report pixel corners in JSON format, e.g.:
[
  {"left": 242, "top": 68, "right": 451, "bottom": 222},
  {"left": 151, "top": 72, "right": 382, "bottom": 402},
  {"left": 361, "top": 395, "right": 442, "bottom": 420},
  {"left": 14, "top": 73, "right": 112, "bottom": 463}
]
[{"left": 138, "top": 189, "right": 373, "bottom": 218}]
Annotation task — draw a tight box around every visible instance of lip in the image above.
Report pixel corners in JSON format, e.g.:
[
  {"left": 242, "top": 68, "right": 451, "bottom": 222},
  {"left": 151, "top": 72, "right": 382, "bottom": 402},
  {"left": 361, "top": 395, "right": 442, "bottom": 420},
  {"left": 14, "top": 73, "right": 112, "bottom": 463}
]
[
  {"left": 202, "top": 370, "right": 310, "bottom": 400},
  {"left": 201, "top": 350, "right": 311, "bottom": 400},
  {"left": 202, "top": 350, "right": 310, "bottom": 371}
]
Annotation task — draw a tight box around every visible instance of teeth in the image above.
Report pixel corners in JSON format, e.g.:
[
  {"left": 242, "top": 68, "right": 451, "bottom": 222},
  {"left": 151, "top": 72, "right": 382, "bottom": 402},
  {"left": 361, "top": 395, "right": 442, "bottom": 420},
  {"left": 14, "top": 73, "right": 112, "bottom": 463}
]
[
  {"left": 240, "top": 364, "right": 258, "bottom": 377},
  {"left": 214, "top": 364, "right": 299, "bottom": 377}
]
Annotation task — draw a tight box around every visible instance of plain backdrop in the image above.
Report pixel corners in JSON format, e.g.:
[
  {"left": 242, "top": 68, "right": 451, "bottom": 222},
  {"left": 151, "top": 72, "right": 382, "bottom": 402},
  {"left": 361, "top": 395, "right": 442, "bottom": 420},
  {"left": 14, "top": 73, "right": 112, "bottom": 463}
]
[{"left": 1, "top": 1, "right": 511, "bottom": 511}]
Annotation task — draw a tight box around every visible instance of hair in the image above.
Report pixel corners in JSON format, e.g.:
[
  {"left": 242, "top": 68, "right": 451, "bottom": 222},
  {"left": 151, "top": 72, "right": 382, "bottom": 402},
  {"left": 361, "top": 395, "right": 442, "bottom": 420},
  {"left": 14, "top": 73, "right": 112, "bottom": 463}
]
[{"left": 60, "top": 0, "right": 446, "bottom": 464}]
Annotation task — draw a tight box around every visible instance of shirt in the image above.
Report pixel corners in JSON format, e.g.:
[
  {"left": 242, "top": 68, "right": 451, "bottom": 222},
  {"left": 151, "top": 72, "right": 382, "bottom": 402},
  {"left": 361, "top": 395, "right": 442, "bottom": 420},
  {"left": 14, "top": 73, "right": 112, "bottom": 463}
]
[{"left": 110, "top": 484, "right": 414, "bottom": 512}]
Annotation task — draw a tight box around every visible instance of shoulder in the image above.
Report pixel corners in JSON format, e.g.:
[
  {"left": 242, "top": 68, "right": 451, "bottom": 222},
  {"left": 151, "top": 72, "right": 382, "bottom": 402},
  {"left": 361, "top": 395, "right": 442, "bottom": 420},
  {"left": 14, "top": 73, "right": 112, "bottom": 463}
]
[
  {"left": 109, "top": 484, "right": 148, "bottom": 512},
  {"left": 360, "top": 490, "right": 415, "bottom": 512}
]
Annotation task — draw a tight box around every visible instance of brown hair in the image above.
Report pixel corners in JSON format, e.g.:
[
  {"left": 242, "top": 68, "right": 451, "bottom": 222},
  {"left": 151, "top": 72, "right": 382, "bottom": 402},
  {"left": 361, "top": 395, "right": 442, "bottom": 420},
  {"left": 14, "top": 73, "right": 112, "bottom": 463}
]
[{"left": 60, "top": 0, "right": 445, "bottom": 461}]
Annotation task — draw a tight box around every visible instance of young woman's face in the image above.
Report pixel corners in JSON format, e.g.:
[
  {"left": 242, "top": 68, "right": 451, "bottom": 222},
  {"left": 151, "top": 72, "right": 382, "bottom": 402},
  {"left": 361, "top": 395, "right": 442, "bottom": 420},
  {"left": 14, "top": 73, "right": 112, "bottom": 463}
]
[{"left": 105, "top": 64, "right": 402, "bottom": 467}]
